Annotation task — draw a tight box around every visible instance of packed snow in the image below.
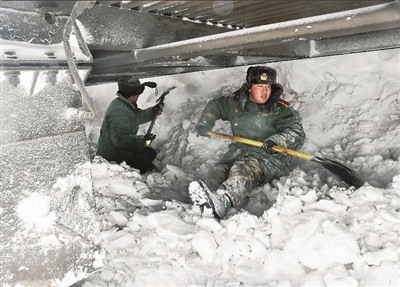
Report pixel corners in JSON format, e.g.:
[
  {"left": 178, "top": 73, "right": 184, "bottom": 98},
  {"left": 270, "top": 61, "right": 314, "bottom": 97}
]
[{"left": 17, "top": 48, "right": 400, "bottom": 286}]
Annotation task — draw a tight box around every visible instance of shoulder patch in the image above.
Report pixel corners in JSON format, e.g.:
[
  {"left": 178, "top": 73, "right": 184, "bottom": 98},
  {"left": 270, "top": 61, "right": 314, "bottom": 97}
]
[{"left": 278, "top": 99, "right": 290, "bottom": 107}]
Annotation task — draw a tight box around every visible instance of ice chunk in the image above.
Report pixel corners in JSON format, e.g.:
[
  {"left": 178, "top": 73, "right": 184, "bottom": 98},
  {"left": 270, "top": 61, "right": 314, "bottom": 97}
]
[{"left": 192, "top": 230, "right": 217, "bottom": 263}]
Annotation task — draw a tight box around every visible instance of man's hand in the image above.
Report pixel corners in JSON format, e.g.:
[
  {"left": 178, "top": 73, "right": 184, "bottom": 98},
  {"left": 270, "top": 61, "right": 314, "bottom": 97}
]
[
  {"left": 152, "top": 103, "right": 164, "bottom": 116},
  {"left": 196, "top": 126, "right": 210, "bottom": 137},
  {"left": 144, "top": 133, "right": 156, "bottom": 147},
  {"left": 262, "top": 139, "right": 278, "bottom": 154}
]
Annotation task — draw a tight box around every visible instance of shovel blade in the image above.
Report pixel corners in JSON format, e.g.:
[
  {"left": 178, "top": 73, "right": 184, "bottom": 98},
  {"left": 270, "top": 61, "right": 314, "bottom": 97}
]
[{"left": 313, "top": 157, "right": 364, "bottom": 188}]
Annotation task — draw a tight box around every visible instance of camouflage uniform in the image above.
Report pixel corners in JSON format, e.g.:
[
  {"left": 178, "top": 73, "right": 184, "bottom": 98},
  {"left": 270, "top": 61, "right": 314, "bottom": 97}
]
[
  {"left": 206, "top": 154, "right": 265, "bottom": 208},
  {"left": 196, "top": 67, "right": 306, "bottom": 209}
]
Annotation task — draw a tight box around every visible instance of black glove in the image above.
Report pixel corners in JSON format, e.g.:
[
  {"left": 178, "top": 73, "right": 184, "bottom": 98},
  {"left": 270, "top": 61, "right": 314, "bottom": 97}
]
[
  {"left": 196, "top": 125, "right": 210, "bottom": 137},
  {"left": 152, "top": 103, "right": 164, "bottom": 116},
  {"left": 262, "top": 139, "right": 277, "bottom": 154},
  {"left": 144, "top": 133, "right": 156, "bottom": 147}
]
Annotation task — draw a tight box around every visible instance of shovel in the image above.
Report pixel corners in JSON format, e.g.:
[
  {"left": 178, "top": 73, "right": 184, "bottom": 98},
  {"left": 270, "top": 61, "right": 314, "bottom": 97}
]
[
  {"left": 146, "top": 86, "right": 176, "bottom": 136},
  {"left": 207, "top": 131, "right": 364, "bottom": 188}
]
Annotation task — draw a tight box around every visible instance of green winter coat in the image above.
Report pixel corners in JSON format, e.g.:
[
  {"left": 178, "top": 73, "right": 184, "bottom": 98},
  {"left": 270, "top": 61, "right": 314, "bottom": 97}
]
[
  {"left": 97, "top": 93, "right": 155, "bottom": 162},
  {"left": 197, "top": 85, "right": 306, "bottom": 180}
]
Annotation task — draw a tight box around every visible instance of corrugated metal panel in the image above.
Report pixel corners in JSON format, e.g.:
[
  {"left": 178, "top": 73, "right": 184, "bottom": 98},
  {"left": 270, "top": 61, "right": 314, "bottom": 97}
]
[{"left": 96, "top": 0, "right": 394, "bottom": 29}]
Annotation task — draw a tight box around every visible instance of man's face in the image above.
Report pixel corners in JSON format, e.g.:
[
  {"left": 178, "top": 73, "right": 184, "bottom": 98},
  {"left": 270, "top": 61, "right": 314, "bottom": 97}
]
[
  {"left": 249, "top": 84, "right": 271, "bottom": 104},
  {"left": 128, "top": 94, "right": 140, "bottom": 103}
]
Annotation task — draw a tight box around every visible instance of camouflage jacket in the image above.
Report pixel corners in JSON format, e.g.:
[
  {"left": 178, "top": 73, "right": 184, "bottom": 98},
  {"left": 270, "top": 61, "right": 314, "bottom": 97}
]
[{"left": 197, "top": 86, "right": 306, "bottom": 179}]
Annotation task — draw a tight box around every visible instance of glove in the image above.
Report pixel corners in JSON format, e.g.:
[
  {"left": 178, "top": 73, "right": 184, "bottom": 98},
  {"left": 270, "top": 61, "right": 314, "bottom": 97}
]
[
  {"left": 196, "top": 125, "right": 210, "bottom": 137},
  {"left": 262, "top": 139, "right": 277, "bottom": 154},
  {"left": 144, "top": 133, "right": 156, "bottom": 147},
  {"left": 152, "top": 103, "right": 164, "bottom": 116}
]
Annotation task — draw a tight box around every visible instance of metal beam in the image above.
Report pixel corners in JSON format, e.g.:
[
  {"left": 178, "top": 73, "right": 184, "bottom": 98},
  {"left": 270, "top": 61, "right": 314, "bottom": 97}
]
[{"left": 93, "top": 2, "right": 400, "bottom": 72}]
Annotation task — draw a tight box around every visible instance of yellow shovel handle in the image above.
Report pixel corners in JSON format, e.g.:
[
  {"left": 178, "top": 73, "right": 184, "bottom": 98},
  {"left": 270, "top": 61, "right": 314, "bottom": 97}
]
[{"left": 207, "top": 131, "right": 313, "bottom": 161}]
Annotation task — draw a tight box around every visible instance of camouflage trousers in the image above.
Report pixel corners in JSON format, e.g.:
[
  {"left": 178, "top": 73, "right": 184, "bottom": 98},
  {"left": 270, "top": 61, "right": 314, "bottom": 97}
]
[{"left": 205, "top": 152, "right": 265, "bottom": 208}]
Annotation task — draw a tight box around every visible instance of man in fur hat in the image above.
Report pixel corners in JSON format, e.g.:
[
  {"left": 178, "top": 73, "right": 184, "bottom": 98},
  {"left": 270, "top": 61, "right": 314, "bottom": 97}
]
[
  {"left": 189, "top": 66, "right": 306, "bottom": 219},
  {"left": 97, "top": 76, "right": 163, "bottom": 173}
]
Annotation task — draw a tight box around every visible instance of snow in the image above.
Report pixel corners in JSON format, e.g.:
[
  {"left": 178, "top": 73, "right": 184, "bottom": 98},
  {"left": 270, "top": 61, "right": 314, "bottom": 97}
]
[
  {"left": 77, "top": 48, "right": 400, "bottom": 287},
  {"left": 16, "top": 192, "right": 57, "bottom": 232},
  {"left": 4, "top": 44, "right": 400, "bottom": 286}
]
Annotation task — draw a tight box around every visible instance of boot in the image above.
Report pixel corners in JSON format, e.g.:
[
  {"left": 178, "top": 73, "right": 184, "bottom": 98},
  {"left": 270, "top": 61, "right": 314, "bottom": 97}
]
[{"left": 189, "top": 180, "right": 231, "bottom": 219}]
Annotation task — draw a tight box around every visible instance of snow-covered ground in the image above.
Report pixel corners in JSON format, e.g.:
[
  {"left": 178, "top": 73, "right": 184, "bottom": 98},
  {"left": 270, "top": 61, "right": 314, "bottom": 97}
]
[
  {"left": 13, "top": 48, "right": 400, "bottom": 287},
  {"left": 78, "top": 48, "right": 400, "bottom": 287}
]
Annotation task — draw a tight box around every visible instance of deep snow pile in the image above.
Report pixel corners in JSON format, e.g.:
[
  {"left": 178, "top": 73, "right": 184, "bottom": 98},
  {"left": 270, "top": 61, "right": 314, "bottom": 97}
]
[
  {"left": 79, "top": 49, "right": 400, "bottom": 287},
  {"left": 1, "top": 40, "right": 396, "bottom": 286}
]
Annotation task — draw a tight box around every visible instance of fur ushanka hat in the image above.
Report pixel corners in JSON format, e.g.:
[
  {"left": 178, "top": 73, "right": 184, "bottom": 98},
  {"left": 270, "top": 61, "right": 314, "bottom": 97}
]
[
  {"left": 246, "top": 66, "right": 282, "bottom": 92},
  {"left": 233, "top": 66, "right": 284, "bottom": 111}
]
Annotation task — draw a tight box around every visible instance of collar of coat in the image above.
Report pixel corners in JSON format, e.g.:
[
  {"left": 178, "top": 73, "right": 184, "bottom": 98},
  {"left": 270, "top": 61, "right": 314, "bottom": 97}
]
[
  {"left": 116, "top": 92, "right": 138, "bottom": 110},
  {"left": 233, "top": 82, "right": 284, "bottom": 112}
]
